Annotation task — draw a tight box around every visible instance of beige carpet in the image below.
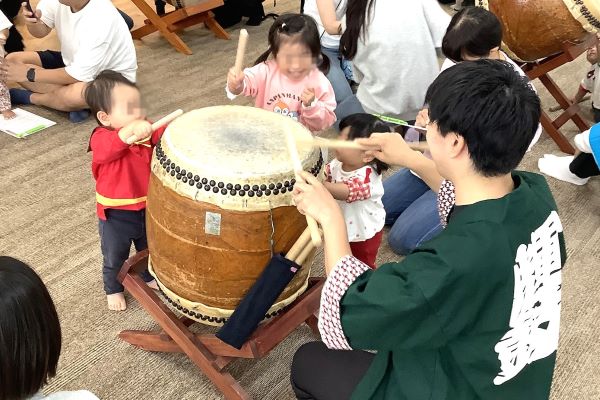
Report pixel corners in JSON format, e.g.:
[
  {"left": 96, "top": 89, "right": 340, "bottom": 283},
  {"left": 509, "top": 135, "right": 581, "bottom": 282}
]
[{"left": 0, "top": 1, "right": 599, "bottom": 399}]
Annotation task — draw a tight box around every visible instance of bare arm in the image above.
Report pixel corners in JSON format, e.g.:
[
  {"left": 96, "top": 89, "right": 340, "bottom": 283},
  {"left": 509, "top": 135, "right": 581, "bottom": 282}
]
[
  {"left": 324, "top": 181, "right": 350, "bottom": 200},
  {"left": 34, "top": 68, "right": 80, "bottom": 85},
  {"left": 316, "top": 0, "right": 343, "bottom": 35}
]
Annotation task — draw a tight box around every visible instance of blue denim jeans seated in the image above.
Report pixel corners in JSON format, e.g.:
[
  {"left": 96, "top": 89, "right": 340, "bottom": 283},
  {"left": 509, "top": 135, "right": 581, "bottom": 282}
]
[{"left": 382, "top": 168, "right": 443, "bottom": 255}]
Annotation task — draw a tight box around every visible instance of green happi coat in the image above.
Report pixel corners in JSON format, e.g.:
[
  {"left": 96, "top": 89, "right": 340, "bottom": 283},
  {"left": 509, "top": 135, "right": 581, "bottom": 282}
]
[{"left": 325, "top": 171, "right": 565, "bottom": 399}]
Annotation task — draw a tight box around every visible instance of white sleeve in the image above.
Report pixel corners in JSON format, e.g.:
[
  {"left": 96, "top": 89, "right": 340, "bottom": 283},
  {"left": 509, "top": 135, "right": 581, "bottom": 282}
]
[
  {"left": 0, "top": 11, "right": 12, "bottom": 31},
  {"left": 581, "top": 66, "right": 596, "bottom": 92},
  {"left": 422, "top": 0, "right": 451, "bottom": 48},
  {"left": 37, "top": 0, "right": 57, "bottom": 29},
  {"left": 574, "top": 129, "right": 592, "bottom": 153}
]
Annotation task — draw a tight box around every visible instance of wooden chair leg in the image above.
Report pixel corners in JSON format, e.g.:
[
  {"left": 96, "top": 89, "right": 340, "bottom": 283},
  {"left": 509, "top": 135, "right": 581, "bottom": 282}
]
[
  {"left": 204, "top": 12, "right": 231, "bottom": 40},
  {"left": 121, "top": 270, "right": 249, "bottom": 400},
  {"left": 129, "top": 0, "right": 193, "bottom": 55}
]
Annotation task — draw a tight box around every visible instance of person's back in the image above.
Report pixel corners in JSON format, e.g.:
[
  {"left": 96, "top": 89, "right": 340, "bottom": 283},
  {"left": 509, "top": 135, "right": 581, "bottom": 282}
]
[
  {"left": 361, "top": 171, "right": 563, "bottom": 399},
  {"left": 37, "top": 0, "right": 137, "bottom": 82},
  {"left": 349, "top": 0, "right": 449, "bottom": 120}
]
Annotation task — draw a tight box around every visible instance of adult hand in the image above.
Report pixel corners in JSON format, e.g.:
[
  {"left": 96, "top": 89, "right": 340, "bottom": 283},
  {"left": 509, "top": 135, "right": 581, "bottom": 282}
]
[
  {"left": 0, "top": 60, "right": 29, "bottom": 83},
  {"left": 21, "top": 3, "right": 42, "bottom": 24},
  {"left": 227, "top": 67, "right": 244, "bottom": 94},
  {"left": 356, "top": 131, "right": 421, "bottom": 168},
  {"left": 301, "top": 88, "right": 316, "bottom": 107},
  {"left": 119, "top": 120, "right": 153, "bottom": 144},
  {"left": 292, "top": 170, "right": 342, "bottom": 226}
]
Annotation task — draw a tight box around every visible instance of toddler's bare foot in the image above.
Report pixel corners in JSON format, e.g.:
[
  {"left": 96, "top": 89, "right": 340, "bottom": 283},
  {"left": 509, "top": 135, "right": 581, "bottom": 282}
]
[
  {"left": 2, "top": 110, "right": 16, "bottom": 120},
  {"left": 146, "top": 279, "right": 159, "bottom": 290},
  {"left": 107, "top": 292, "right": 127, "bottom": 311}
]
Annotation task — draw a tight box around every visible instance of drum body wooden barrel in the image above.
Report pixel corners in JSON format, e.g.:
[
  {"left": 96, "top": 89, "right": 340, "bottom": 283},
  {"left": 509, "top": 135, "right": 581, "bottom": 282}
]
[
  {"left": 147, "top": 106, "right": 323, "bottom": 325},
  {"left": 478, "top": 0, "right": 600, "bottom": 61}
]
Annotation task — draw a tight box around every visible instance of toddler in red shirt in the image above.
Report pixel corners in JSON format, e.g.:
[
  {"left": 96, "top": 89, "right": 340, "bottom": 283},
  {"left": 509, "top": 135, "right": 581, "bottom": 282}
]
[{"left": 86, "top": 71, "right": 167, "bottom": 311}]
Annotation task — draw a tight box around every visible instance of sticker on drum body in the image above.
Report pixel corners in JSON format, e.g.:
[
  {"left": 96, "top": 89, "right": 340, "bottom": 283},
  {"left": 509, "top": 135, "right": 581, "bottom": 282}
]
[{"left": 205, "top": 212, "right": 222, "bottom": 235}]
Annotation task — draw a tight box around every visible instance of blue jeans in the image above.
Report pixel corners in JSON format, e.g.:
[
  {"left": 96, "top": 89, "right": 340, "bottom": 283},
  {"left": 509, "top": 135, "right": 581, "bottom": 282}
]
[
  {"left": 321, "top": 46, "right": 364, "bottom": 128},
  {"left": 382, "top": 169, "right": 442, "bottom": 255}
]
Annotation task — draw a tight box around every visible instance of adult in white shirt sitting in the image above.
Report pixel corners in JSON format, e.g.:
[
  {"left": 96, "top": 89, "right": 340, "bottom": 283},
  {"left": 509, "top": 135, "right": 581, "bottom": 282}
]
[{"left": 0, "top": 0, "right": 137, "bottom": 123}]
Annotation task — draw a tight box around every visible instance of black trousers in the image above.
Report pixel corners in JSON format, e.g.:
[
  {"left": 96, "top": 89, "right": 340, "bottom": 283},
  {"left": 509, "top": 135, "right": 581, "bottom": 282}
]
[
  {"left": 98, "top": 209, "right": 153, "bottom": 295},
  {"left": 290, "top": 341, "right": 375, "bottom": 400},
  {"left": 570, "top": 153, "right": 600, "bottom": 178}
]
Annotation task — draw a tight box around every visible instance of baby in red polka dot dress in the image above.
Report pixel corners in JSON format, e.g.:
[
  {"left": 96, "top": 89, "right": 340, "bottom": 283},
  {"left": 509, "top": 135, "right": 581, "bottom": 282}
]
[{"left": 323, "top": 113, "right": 390, "bottom": 268}]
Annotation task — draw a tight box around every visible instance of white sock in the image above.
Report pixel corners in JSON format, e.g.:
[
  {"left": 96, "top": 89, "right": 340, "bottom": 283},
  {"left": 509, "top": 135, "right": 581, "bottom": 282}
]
[{"left": 538, "top": 154, "right": 590, "bottom": 185}]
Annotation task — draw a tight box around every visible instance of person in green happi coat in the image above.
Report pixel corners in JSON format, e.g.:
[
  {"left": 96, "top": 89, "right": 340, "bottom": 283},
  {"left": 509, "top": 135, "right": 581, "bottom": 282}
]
[{"left": 290, "top": 59, "right": 565, "bottom": 400}]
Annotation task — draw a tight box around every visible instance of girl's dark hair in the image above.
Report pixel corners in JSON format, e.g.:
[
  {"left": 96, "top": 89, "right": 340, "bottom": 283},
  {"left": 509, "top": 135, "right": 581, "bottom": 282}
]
[
  {"left": 85, "top": 70, "right": 138, "bottom": 123},
  {"left": 0, "top": 256, "right": 62, "bottom": 400},
  {"left": 340, "top": 0, "right": 375, "bottom": 60},
  {"left": 442, "top": 7, "right": 502, "bottom": 62},
  {"left": 255, "top": 13, "right": 330, "bottom": 74},
  {"left": 339, "top": 113, "right": 390, "bottom": 174}
]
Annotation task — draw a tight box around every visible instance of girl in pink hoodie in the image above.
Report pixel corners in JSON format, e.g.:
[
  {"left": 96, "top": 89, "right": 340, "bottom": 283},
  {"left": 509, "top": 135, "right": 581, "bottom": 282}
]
[{"left": 227, "top": 13, "right": 336, "bottom": 132}]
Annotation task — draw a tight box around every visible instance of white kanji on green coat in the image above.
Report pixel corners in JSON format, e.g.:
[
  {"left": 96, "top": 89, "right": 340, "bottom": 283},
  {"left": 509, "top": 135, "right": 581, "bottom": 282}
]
[{"left": 494, "top": 211, "right": 563, "bottom": 385}]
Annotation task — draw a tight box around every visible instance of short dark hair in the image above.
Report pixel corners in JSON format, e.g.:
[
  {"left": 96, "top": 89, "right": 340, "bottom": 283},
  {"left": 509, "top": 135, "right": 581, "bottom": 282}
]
[
  {"left": 425, "top": 60, "right": 540, "bottom": 176},
  {"left": 85, "top": 70, "right": 137, "bottom": 123},
  {"left": 442, "top": 7, "right": 502, "bottom": 62},
  {"left": 0, "top": 256, "right": 62, "bottom": 400},
  {"left": 255, "top": 13, "right": 330, "bottom": 74},
  {"left": 339, "top": 113, "right": 390, "bottom": 174}
]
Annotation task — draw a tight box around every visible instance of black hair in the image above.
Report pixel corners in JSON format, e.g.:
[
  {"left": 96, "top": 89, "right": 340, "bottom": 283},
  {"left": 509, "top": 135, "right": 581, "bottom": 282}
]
[
  {"left": 339, "top": 113, "right": 390, "bottom": 174},
  {"left": 442, "top": 7, "right": 502, "bottom": 62},
  {"left": 425, "top": 59, "right": 540, "bottom": 176},
  {"left": 84, "top": 70, "right": 138, "bottom": 124},
  {"left": 0, "top": 256, "right": 62, "bottom": 400},
  {"left": 340, "top": 0, "right": 375, "bottom": 60},
  {"left": 255, "top": 13, "right": 330, "bottom": 74}
]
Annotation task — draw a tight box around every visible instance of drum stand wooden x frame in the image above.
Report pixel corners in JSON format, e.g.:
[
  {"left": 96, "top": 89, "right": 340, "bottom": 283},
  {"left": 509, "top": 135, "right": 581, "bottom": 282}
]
[
  {"left": 521, "top": 34, "right": 599, "bottom": 154},
  {"left": 117, "top": 249, "right": 323, "bottom": 400},
  {"left": 129, "top": 0, "right": 230, "bottom": 55}
]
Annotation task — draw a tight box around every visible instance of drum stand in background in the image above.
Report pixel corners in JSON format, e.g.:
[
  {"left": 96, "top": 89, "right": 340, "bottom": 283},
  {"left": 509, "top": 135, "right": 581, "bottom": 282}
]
[
  {"left": 521, "top": 34, "right": 599, "bottom": 155},
  {"left": 129, "top": 0, "right": 230, "bottom": 55},
  {"left": 117, "top": 249, "right": 323, "bottom": 400}
]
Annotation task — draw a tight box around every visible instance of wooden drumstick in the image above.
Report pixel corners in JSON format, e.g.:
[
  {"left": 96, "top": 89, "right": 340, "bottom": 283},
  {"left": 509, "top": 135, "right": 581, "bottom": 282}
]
[
  {"left": 285, "top": 130, "right": 322, "bottom": 247},
  {"left": 234, "top": 29, "right": 249, "bottom": 75},
  {"left": 295, "top": 230, "right": 323, "bottom": 265},
  {"left": 296, "top": 135, "right": 429, "bottom": 152},
  {"left": 286, "top": 226, "right": 312, "bottom": 262},
  {"left": 127, "top": 109, "right": 184, "bottom": 144}
]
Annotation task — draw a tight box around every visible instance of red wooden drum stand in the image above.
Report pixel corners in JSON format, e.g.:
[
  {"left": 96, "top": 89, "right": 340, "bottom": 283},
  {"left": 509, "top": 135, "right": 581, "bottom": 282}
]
[
  {"left": 521, "top": 34, "right": 599, "bottom": 154},
  {"left": 117, "top": 250, "right": 323, "bottom": 400}
]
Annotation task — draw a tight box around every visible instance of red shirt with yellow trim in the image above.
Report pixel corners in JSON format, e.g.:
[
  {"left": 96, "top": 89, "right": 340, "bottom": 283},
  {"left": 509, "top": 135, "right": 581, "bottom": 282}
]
[{"left": 88, "top": 125, "right": 166, "bottom": 220}]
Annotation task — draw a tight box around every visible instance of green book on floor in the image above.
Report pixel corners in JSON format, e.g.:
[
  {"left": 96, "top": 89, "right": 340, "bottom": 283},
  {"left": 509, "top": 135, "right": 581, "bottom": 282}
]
[{"left": 0, "top": 108, "right": 56, "bottom": 138}]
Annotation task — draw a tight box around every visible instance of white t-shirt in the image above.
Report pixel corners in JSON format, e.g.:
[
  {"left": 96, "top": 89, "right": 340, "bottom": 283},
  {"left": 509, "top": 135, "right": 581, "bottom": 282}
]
[
  {"left": 351, "top": 0, "right": 450, "bottom": 121},
  {"left": 327, "top": 159, "right": 385, "bottom": 242},
  {"left": 37, "top": 0, "right": 137, "bottom": 82},
  {"left": 29, "top": 390, "right": 99, "bottom": 400},
  {"left": 303, "top": 0, "right": 348, "bottom": 49},
  {"left": 581, "top": 63, "right": 600, "bottom": 108},
  {"left": 440, "top": 52, "right": 543, "bottom": 151},
  {"left": 0, "top": 10, "right": 11, "bottom": 31}
]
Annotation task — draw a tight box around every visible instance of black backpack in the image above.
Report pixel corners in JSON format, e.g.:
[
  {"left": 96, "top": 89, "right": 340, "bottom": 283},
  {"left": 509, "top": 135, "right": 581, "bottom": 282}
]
[{"left": 214, "top": 0, "right": 277, "bottom": 28}]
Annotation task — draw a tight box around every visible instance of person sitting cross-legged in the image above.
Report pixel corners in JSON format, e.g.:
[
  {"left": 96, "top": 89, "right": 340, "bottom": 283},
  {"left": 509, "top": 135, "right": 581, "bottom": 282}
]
[{"left": 0, "top": 0, "right": 137, "bottom": 123}]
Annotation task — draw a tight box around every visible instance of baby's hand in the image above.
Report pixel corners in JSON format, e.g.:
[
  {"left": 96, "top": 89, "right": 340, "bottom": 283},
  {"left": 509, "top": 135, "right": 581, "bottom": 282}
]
[
  {"left": 301, "top": 88, "right": 316, "bottom": 107},
  {"left": 119, "top": 120, "right": 153, "bottom": 144},
  {"left": 415, "top": 108, "right": 429, "bottom": 128},
  {"left": 227, "top": 67, "right": 245, "bottom": 94}
]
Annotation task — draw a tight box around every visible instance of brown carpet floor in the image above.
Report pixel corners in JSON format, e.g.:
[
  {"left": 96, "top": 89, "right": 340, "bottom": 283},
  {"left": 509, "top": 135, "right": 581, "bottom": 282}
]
[{"left": 0, "top": 1, "right": 599, "bottom": 399}]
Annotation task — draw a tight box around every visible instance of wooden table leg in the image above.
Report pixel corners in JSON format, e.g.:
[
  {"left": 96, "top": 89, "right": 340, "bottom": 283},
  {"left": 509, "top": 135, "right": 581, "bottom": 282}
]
[
  {"left": 539, "top": 112, "right": 575, "bottom": 154},
  {"left": 129, "top": 0, "right": 193, "bottom": 55},
  {"left": 204, "top": 11, "right": 231, "bottom": 39}
]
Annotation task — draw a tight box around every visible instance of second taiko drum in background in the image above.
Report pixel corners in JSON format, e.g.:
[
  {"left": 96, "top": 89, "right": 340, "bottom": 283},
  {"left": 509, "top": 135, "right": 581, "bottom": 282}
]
[
  {"left": 478, "top": 0, "right": 600, "bottom": 61},
  {"left": 147, "top": 106, "right": 323, "bottom": 326}
]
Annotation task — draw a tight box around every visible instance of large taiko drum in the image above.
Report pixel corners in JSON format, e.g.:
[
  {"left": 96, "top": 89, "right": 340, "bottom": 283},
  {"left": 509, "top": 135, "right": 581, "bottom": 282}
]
[
  {"left": 478, "top": 0, "right": 600, "bottom": 61},
  {"left": 147, "top": 106, "right": 323, "bottom": 326}
]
